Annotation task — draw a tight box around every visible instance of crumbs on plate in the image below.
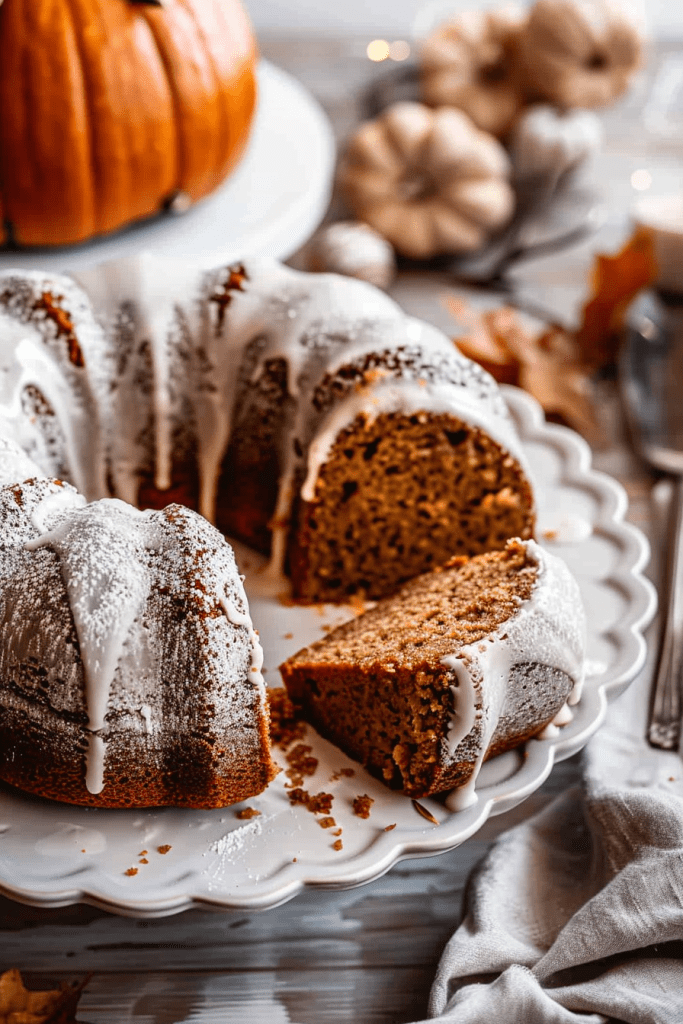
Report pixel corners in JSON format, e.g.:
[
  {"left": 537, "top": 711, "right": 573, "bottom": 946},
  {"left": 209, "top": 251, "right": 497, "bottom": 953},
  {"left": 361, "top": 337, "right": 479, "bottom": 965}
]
[
  {"left": 352, "top": 794, "right": 374, "bottom": 819},
  {"left": 287, "top": 787, "right": 333, "bottom": 815}
]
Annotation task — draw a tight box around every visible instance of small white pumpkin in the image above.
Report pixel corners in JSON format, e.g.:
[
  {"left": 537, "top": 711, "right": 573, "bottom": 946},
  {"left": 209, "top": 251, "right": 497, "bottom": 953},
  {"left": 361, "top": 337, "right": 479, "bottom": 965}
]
[
  {"left": 420, "top": 5, "right": 527, "bottom": 138},
  {"left": 509, "top": 104, "right": 603, "bottom": 179},
  {"left": 338, "top": 102, "right": 515, "bottom": 261},
  {"left": 517, "top": 0, "right": 644, "bottom": 109},
  {"left": 306, "top": 221, "right": 396, "bottom": 290}
]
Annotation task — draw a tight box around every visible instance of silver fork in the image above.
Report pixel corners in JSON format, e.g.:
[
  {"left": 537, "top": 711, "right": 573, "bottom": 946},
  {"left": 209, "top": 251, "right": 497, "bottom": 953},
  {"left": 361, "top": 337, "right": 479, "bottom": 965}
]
[{"left": 620, "top": 291, "right": 683, "bottom": 750}]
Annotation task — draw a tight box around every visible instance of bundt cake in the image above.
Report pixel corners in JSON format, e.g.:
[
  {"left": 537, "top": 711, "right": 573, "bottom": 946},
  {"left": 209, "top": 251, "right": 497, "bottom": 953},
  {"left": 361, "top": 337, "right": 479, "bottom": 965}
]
[
  {"left": 280, "top": 539, "right": 585, "bottom": 808},
  {"left": 0, "top": 255, "right": 535, "bottom": 603},
  {"left": 0, "top": 255, "right": 544, "bottom": 810},
  {"left": 0, "top": 435, "right": 278, "bottom": 809}
]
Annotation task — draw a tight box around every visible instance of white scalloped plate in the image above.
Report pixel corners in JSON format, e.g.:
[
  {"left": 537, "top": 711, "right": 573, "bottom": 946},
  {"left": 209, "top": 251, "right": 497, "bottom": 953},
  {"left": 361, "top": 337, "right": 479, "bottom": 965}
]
[{"left": 0, "top": 388, "right": 656, "bottom": 917}]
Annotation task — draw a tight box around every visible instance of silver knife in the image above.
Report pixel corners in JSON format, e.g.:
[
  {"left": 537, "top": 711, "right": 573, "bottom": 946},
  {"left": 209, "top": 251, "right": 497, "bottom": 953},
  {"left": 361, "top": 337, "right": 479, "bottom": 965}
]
[{"left": 621, "top": 289, "right": 683, "bottom": 750}]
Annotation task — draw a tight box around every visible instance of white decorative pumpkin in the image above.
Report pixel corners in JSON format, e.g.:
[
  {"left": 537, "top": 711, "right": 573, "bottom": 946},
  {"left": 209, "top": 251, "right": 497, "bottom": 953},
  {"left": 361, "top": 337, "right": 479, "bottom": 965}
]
[
  {"left": 510, "top": 104, "right": 603, "bottom": 179},
  {"left": 306, "top": 221, "right": 396, "bottom": 291},
  {"left": 517, "top": 0, "right": 644, "bottom": 109},
  {"left": 338, "top": 102, "right": 515, "bottom": 261},
  {"left": 420, "top": 5, "right": 527, "bottom": 138}
]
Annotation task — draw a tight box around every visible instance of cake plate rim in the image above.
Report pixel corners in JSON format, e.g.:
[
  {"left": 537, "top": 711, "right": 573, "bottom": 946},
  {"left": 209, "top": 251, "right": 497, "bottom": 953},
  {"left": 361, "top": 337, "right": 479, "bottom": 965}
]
[{"left": 0, "top": 387, "right": 657, "bottom": 917}]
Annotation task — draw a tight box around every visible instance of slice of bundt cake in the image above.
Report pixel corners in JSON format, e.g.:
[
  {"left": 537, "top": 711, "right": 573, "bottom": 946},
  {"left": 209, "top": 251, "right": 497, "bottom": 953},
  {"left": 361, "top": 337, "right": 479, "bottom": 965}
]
[
  {"left": 0, "top": 475, "right": 278, "bottom": 808},
  {"left": 280, "top": 539, "right": 584, "bottom": 807}
]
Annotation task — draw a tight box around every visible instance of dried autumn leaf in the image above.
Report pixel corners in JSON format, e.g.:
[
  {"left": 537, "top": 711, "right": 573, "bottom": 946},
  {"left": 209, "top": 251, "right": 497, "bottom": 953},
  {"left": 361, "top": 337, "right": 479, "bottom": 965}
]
[
  {"left": 517, "top": 329, "right": 602, "bottom": 444},
  {"left": 445, "top": 296, "right": 520, "bottom": 384},
  {"left": 576, "top": 226, "right": 658, "bottom": 368},
  {"left": 445, "top": 295, "right": 601, "bottom": 442},
  {"left": 0, "top": 969, "right": 86, "bottom": 1024}
]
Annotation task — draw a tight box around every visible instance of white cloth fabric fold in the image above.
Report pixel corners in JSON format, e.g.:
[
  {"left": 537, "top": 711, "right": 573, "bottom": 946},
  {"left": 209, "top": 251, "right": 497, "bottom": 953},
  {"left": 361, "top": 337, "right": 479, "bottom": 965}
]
[{"left": 412, "top": 655, "right": 683, "bottom": 1024}]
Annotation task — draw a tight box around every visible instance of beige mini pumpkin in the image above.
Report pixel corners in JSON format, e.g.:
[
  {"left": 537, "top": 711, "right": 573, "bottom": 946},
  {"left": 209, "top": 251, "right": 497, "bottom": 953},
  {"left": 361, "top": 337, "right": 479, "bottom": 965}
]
[
  {"left": 338, "top": 102, "right": 515, "bottom": 261},
  {"left": 420, "top": 5, "right": 526, "bottom": 138},
  {"left": 517, "top": 0, "right": 644, "bottom": 109}
]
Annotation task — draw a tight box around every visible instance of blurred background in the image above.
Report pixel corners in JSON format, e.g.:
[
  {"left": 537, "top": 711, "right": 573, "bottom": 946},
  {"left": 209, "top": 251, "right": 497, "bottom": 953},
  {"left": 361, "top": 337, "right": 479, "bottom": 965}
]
[{"left": 245, "top": 0, "right": 683, "bottom": 38}]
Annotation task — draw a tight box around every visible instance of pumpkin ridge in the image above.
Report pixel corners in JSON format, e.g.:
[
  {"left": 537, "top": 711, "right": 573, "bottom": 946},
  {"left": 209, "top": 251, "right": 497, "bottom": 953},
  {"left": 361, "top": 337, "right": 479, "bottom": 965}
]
[
  {"left": 137, "top": 4, "right": 184, "bottom": 201},
  {"left": 208, "top": 0, "right": 258, "bottom": 185},
  {"left": 176, "top": 0, "right": 229, "bottom": 195},
  {"left": 61, "top": 0, "right": 100, "bottom": 236}
]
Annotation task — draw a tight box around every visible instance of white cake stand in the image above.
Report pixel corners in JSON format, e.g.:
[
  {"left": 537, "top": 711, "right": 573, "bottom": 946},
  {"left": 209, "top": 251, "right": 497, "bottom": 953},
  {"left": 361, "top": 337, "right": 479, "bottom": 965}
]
[{"left": 0, "top": 61, "right": 336, "bottom": 273}]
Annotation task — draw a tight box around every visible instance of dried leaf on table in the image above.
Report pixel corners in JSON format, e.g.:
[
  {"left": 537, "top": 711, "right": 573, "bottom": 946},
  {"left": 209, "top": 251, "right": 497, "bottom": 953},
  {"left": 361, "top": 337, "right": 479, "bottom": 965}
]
[
  {"left": 443, "top": 297, "right": 520, "bottom": 384},
  {"left": 576, "top": 226, "right": 658, "bottom": 368},
  {"left": 0, "top": 968, "right": 87, "bottom": 1024},
  {"left": 445, "top": 297, "right": 602, "bottom": 443},
  {"left": 516, "top": 328, "right": 602, "bottom": 443}
]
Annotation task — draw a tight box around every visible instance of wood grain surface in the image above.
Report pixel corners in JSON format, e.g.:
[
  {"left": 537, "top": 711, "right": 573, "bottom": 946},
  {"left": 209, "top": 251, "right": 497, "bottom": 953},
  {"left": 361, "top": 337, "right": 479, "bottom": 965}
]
[{"left": 0, "top": 33, "right": 669, "bottom": 1024}]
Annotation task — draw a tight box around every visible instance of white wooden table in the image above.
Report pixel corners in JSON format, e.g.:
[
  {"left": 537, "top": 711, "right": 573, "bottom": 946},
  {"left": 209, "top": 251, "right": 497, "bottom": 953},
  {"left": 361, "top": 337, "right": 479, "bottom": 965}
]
[{"left": 0, "top": 34, "right": 673, "bottom": 1023}]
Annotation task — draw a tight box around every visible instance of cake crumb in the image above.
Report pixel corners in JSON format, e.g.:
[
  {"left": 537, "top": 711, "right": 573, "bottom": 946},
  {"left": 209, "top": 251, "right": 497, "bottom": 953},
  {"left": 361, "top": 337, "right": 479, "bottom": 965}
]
[
  {"left": 157, "top": 844, "right": 172, "bottom": 855},
  {"left": 293, "top": 857, "right": 298, "bottom": 862},
  {"left": 283, "top": 632, "right": 293, "bottom": 639},
  {"left": 384, "top": 823, "right": 397, "bottom": 831},
  {"left": 318, "top": 816, "right": 336, "bottom": 829},
  {"left": 285, "top": 743, "right": 318, "bottom": 786},
  {"left": 542, "top": 528, "right": 558, "bottom": 540},
  {"left": 139, "top": 850, "right": 148, "bottom": 856},
  {"left": 287, "top": 788, "right": 333, "bottom": 815},
  {"left": 332, "top": 828, "right": 342, "bottom": 837},
  {"left": 124, "top": 867, "right": 138, "bottom": 876},
  {"left": 332, "top": 839, "right": 343, "bottom": 851},
  {"left": 352, "top": 794, "right": 374, "bottom": 819},
  {"left": 330, "top": 767, "right": 355, "bottom": 782},
  {"left": 139, "top": 858, "right": 149, "bottom": 864},
  {"left": 235, "top": 807, "right": 261, "bottom": 820},
  {"left": 412, "top": 800, "right": 439, "bottom": 825},
  {"left": 268, "top": 687, "right": 307, "bottom": 748}
]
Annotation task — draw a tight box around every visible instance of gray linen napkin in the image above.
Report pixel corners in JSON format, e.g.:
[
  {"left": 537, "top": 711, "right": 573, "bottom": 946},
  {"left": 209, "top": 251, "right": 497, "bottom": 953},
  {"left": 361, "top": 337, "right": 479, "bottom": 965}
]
[{"left": 413, "top": 634, "right": 683, "bottom": 1023}]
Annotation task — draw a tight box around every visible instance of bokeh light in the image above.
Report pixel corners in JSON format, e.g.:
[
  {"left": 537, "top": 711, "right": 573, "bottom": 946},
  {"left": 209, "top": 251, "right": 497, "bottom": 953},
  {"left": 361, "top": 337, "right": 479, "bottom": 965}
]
[
  {"left": 389, "top": 40, "right": 411, "bottom": 61},
  {"left": 631, "top": 169, "right": 652, "bottom": 191},
  {"left": 367, "top": 39, "right": 391, "bottom": 62}
]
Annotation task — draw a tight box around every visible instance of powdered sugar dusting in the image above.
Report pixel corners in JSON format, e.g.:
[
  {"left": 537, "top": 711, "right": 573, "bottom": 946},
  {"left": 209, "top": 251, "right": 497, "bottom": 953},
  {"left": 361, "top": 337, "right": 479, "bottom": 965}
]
[
  {"left": 25, "top": 497, "right": 156, "bottom": 793},
  {"left": 208, "top": 816, "right": 264, "bottom": 857},
  {"left": 0, "top": 477, "right": 272, "bottom": 802}
]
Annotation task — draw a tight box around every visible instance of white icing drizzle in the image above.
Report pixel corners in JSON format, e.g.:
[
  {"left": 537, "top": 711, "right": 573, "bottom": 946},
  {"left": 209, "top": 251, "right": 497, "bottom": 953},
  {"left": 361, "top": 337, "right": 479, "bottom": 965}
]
[
  {"left": 219, "top": 586, "right": 266, "bottom": 698},
  {"left": 25, "top": 497, "right": 155, "bottom": 794},
  {"left": 0, "top": 279, "right": 109, "bottom": 501},
  {"left": 87, "top": 734, "right": 107, "bottom": 796},
  {"left": 139, "top": 704, "right": 153, "bottom": 734},
  {"left": 29, "top": 485, "right": 87, "bottom": 534},
  {"left": 1, "top": 258, "right": 532, "bottom": 588},
  {"left": 443, "top": 541, "right": 585, "bottom": 813},
  {"left": 0, "top": 430, "right": 44, "bottom": 486},
  {"left": 444, "top": 657, "right": 480, "bottom": 755},
  {"left": 537, "top": 701, "right": 574, "bottom": 740}
]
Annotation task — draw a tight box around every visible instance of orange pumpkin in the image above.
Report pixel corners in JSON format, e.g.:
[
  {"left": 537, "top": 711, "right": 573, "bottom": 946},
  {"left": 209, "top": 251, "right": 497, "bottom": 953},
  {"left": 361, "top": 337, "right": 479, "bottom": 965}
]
[{"left": 0, "top": 0, "right": 257, "bottom": 247}]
